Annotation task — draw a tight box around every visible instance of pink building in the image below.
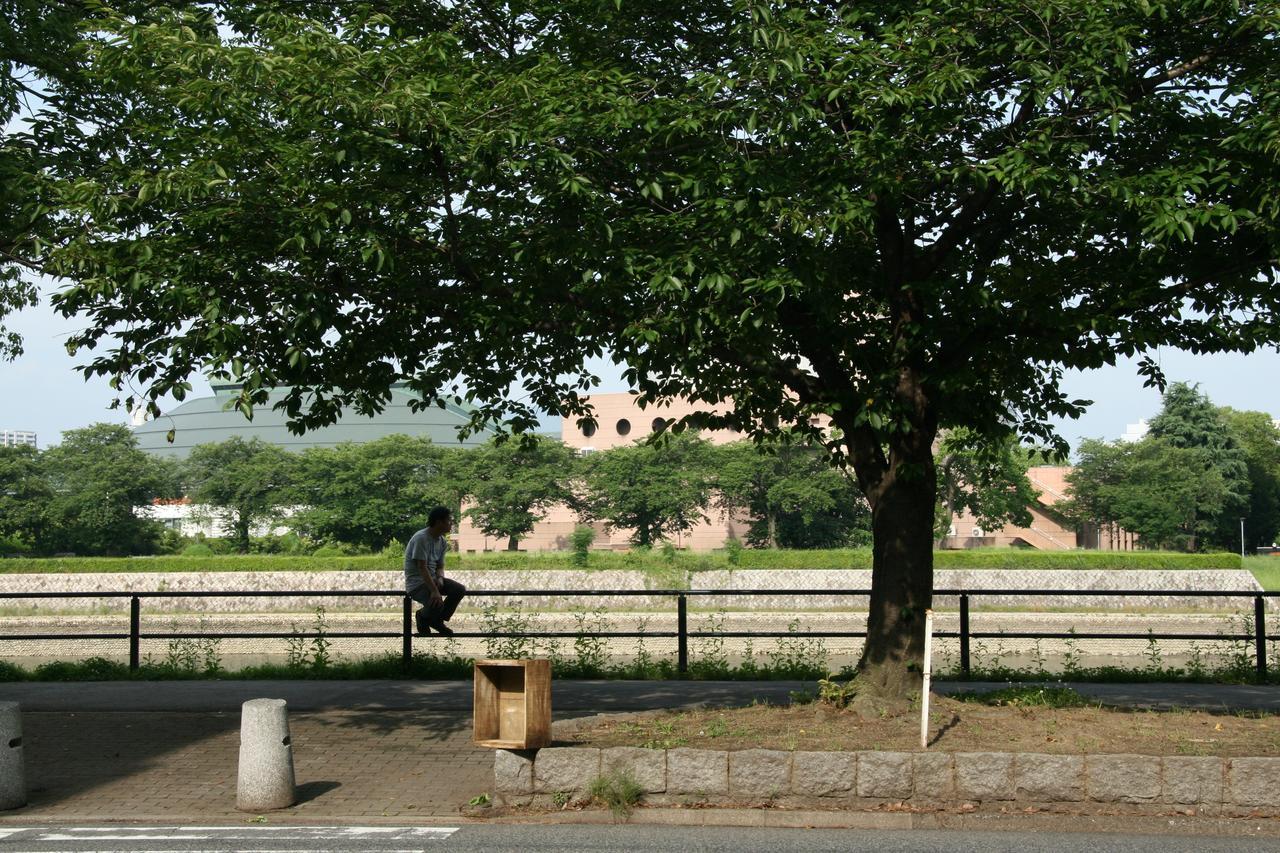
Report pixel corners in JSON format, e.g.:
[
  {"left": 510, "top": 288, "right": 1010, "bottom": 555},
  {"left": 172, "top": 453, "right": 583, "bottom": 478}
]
[
  {"left": 940, "top": 466, "right": 1135, "bottom": 551},
  {"left": 455, "top": 394, "right": 751, "bottom": 552},
  {"left": 455, "top": 394, "right": 1127, "bottom": 552}
]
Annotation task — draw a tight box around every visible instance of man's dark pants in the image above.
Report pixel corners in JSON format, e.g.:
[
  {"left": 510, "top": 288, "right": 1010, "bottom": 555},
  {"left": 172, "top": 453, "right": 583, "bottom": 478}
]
[{"left": 409, "top": 577, "right": 467, "bottom": 629}]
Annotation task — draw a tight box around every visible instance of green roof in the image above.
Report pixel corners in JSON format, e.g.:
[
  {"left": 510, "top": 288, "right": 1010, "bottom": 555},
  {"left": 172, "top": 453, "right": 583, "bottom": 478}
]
[{"left": 134, "top": 384, "right": 494, "bottom": 458}]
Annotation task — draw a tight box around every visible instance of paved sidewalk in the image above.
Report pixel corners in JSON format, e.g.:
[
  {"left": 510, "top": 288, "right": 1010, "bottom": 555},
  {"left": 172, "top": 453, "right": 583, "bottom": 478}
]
[{"left": 1, "top": 680, "right": 1275, "bottom": 824}]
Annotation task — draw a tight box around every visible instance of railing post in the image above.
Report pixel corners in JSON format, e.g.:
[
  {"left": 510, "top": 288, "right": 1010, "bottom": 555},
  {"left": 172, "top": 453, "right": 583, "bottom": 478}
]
[
  {"left": 129, "top": 596, "right": 140, "bottom": 672},
  {"left": 1257, "top": 595, "right": 1268, "bottom": 682},
  {"left": 959, "top": 594, "right": 970, "bottom": 677},
  {"left": 677, "top": 594, "right": 688, "bottom": 675},
  {"left": 402, "top": 595, "right": 412, "bottom": 670}
]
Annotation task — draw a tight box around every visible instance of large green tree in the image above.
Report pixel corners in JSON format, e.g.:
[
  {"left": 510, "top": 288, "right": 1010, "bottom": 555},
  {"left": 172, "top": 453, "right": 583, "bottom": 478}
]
[
  {"left": 1066, "top": 436, "right": 1229, "bottom": 551},
  {"left": 1220, "top": 407, "right": 1280, "bottom": 551},
  {"left": 184, "top": 437, "right": 294, "bottom": 553},
  {"left": 289, "top": 435, "right": 464, "bottom": 550},
  {"left": 716, "top": 437, "right": 870, "bottom": 548},
  {"left": 1147, "top": 383, "right": 1251, "bottom": 550},
  {"left": 581, "top": 433, "right": 716, "bottom": 547},
  {"left": 33, "top": 2, "right": 1280, "bottom": 696},
  {"left": 462, "top": 435, "right": 577, "bottom": 551},
  {"left": 40, "top": 422, "right": 176, "bottom": 555},
  {"left": 0, "top": 444, "right": 51, "bottom": 553}
]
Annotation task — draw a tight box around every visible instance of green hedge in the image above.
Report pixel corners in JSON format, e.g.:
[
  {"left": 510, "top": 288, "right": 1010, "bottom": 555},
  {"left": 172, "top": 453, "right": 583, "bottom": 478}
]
[
  {"left": 0, "top": 548, "right": 1242, "bottom": 574},
  {"left": 0, "top": 554, "right": 398, "bottom": 573}
]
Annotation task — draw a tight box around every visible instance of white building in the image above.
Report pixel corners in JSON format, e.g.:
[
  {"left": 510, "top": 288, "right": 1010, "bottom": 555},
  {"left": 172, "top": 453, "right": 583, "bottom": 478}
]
[
  {"left": 0, "top": 430, "right": 37, "bottom": 449},
  {"left": 137, "top": 499, "right": 295, "bottom": 539},
  {"left": 1118, "top": 419, "right": 1149, "bottom": 443}
]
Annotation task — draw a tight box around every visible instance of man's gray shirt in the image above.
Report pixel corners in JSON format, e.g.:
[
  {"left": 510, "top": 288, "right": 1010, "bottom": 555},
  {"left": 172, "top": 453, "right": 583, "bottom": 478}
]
[{"left": 404, "top": 528, "right": 447, "bottom": 592}]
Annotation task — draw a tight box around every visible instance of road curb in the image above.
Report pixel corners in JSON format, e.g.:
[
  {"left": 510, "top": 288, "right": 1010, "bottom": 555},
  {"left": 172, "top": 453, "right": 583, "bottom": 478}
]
[{"left": 484, "top": 805, "right": 1280, "bottom": 836}]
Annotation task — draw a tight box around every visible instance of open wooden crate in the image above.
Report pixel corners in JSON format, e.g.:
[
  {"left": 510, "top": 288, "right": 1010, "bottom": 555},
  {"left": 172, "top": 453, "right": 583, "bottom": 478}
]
[{"left": 472, "top": 659, "right": 551, "bottom": 749}]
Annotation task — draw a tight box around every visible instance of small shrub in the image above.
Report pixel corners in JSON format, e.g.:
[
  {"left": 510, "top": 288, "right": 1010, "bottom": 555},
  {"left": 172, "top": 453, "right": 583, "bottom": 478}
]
[
  {"left": 588, "top": 768, "right": 644, "bottom": 819},
  {"left": 481, "top": 603, "right": 536, "bottom": 659},
  {"left": 33, "top": 656, "right": 129, "bottom": 681},
  {"left": 285, "top": 606, "right": 334, "bottom": 670},
  {"left": 569, "top": 526, "right": 595, "bottom": 567},
  {"left": 181, "top": 542, "right": 215, "bottom": 557},
  {"left": 952, "top": 685, "right": 1091, "bottom": 708},
  {"left": 722, "top": 537, "right": 743, "bottom": 566},
  {"left": 816, "top": 675, "right": 858, "bottom": 708}
]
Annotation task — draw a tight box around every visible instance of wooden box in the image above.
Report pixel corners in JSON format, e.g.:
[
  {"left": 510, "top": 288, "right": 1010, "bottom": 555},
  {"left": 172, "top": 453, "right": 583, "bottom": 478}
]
[{"left": 473, "top": 659, "right": 551, "bottom": 749}]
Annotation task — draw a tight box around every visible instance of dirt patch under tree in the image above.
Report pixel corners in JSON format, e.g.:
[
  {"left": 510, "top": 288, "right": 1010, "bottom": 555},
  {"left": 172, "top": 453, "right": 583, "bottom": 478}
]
[{"left": 557, "top": 688, "right": 1280, "bottom": 757}]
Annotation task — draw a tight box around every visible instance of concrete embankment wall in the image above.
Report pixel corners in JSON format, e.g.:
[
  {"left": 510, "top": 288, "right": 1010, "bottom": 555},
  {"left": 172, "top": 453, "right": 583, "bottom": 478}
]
[{"left": 0, "top": 568, "right": 1265, "bottom": 613}]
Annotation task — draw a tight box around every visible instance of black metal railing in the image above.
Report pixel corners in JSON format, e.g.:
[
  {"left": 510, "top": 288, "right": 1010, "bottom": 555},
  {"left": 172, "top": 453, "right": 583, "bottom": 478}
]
[{"left": 0, "top": 587, "right": 1275, "bottom": 680}]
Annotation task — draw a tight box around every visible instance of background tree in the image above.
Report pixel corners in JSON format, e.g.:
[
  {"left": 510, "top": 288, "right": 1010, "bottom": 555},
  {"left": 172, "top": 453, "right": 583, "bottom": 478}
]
[
  {"left": 462, "top": 435, "right": 577, "bottom": 551},
  {"left": 1219, "top": 408, "right": 1280, "bottom": 552},
  {"left": 1065, "top": 437, "right": 1228, "bottom": 551},
  {"left": 934, "top": 430, "right": 1042, "bottom": 545},
  {"left": 580, "top": 433, "right": 715, "bottom": 547},
  {"left": 1147, "top": 383, "right": 1251, "bottom": 550},
  {"left": 716, "top": 437, "right": 870, "bottom": 549},
  {"left": 40, "top": 423, "right": 176, "bottom": 555},
  {"left": 184, "top": 437, "right": 293, "bottom": 553},
  {"left": 35, "top": 3, "right": 1280, "bottom": 697},
  {"left": 0, "top": 444, "right": 51, "bottom": 554},
  {"left": 289, "top": 435, "right": 463, "bottom": 551}
]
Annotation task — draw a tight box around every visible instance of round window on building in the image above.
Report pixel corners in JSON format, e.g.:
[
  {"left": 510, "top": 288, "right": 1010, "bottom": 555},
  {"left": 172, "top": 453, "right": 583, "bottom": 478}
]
[
  {"left": 582, "top": 422, "right": 597, "bottom": 438},
  {"left": 651, "top": 417, "right": 667, "bottom": 433},
  {"left": 616, "top": 418, "right": 632, "bottom": 436}
]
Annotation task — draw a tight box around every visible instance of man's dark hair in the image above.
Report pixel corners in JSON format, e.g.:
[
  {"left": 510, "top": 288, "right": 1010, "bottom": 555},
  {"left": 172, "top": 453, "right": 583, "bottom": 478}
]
[{"left": 428, "top": 506, "right": 452, "bottom": 526}]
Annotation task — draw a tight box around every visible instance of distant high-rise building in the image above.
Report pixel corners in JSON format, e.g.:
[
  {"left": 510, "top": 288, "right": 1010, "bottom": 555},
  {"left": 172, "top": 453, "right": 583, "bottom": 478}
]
[
  {"left": 0, "top": 430, "right": 37, "bottom": 449},
  {"left": 1119, "top": 419, "right": 1149, "bottom": 443}
]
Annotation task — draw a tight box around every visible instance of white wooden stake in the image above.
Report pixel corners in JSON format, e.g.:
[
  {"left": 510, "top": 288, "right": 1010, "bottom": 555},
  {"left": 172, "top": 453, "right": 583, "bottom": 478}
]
[{"left": 920, "top": 608, "right": 933, "bottom": 750}]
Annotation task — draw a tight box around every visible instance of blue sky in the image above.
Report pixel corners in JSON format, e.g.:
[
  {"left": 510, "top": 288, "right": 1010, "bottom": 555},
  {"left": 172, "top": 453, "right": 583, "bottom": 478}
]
[{"left": 4, "top": 295, "right": 1277, "bottom": 452}]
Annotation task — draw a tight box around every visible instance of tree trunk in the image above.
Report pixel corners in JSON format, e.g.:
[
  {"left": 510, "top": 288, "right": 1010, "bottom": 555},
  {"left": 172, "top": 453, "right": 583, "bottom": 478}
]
[
  {"left": 235, "top": 515, "right": 251, "bottom": 554},
  {"left": 766, "top": 511, "right": 778, "bottom": 549},
  {"left": 506, "top": 534, "right": 519, "bottom": 551},
  {"left": 854, "top": 440, "right": 938, "bottom": 701}
]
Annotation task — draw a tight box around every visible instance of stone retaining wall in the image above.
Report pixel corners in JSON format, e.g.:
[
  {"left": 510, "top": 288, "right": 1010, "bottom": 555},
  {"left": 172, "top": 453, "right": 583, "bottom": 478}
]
[
  {"left": 692, "top": 570, "right": 1265, "bottom": 610},
  {"left": 0, "top": 570, "right": 664, "bottom": 613},
  {"left": 493, "top": 746, "right": 1280, "bottom": 815},
  {"left": 0, "top": 568, "right": 1266, "bottom": 613}
]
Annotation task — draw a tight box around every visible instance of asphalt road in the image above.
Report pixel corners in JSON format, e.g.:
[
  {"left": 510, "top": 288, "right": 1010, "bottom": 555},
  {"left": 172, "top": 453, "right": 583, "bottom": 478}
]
[
  {"left": 0, "top": 824, "right": 1277, "bottom": 853},
  {"left": 2, "top": 679, "right": 1277, "bottom": 713}
]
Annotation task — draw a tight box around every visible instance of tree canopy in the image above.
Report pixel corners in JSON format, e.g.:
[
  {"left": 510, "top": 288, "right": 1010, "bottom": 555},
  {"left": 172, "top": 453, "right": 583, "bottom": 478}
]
[
  {"left": 934, "top": 430, "right": 1042, "bottom": 544},
  {"left": 27, "top": 1, "right": 1280, "bottom": 696},
  {"left": 580, "top": 433, "right": 716, "bottom": 547},
  {"left": 288, "top": 434, "right": 465, "bottom": 551},
  {"left": 184, "top": 436, "right": 294, "bottom": 552},
  {"left": 39, "top": 423, "right": 177, "bottom": 556},
  {"left": 716, "top": 437, "right": 871, "bottom": 549},
  {"left": 461, "top": 434, "right": 578, "bottom": 550}
]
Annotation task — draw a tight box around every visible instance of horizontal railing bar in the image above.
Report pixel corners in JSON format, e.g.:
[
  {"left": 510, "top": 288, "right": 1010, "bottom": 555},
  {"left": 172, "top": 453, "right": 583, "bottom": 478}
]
[
  {"left": 0, "top": 588, "right": 1275, "bottom": 599},
  {"left": 1, "top": 631, "right": 1266, "bottom": 643},
  {"left": 965, "top": 631, "right": 1257, "bottom": 641}
]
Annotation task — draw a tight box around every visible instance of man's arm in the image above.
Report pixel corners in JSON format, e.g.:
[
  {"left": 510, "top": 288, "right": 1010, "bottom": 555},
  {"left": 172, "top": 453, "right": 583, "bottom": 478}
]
[{"left": 416, "top": 559, "right": 443, "bottom": 604}]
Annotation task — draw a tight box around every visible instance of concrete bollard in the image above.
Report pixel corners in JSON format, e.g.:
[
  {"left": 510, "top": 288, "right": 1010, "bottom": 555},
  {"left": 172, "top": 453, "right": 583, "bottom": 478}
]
[
  {"left": 0, "top": 701, "right": 25, "bottom": 810},
  {"left": 236, "top": 698, "right": 296, "bottom": 811}
]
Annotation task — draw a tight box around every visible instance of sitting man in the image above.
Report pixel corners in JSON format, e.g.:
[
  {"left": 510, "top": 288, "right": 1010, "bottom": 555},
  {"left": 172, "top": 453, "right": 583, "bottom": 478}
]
[{"left": 404, "top": 506, "right": 466, "bottom": 637}]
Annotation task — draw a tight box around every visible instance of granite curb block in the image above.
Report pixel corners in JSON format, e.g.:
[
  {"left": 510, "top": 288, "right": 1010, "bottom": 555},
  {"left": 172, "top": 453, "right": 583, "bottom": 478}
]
[{"left": 495, "top": 748, "right": 1280, "bottom": 814}]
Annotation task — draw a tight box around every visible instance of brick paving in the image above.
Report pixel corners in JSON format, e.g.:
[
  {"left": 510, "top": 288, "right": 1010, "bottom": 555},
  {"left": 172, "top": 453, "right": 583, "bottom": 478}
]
[{"left": 12, "top": 709, "right": 491, "bottom": 821}]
